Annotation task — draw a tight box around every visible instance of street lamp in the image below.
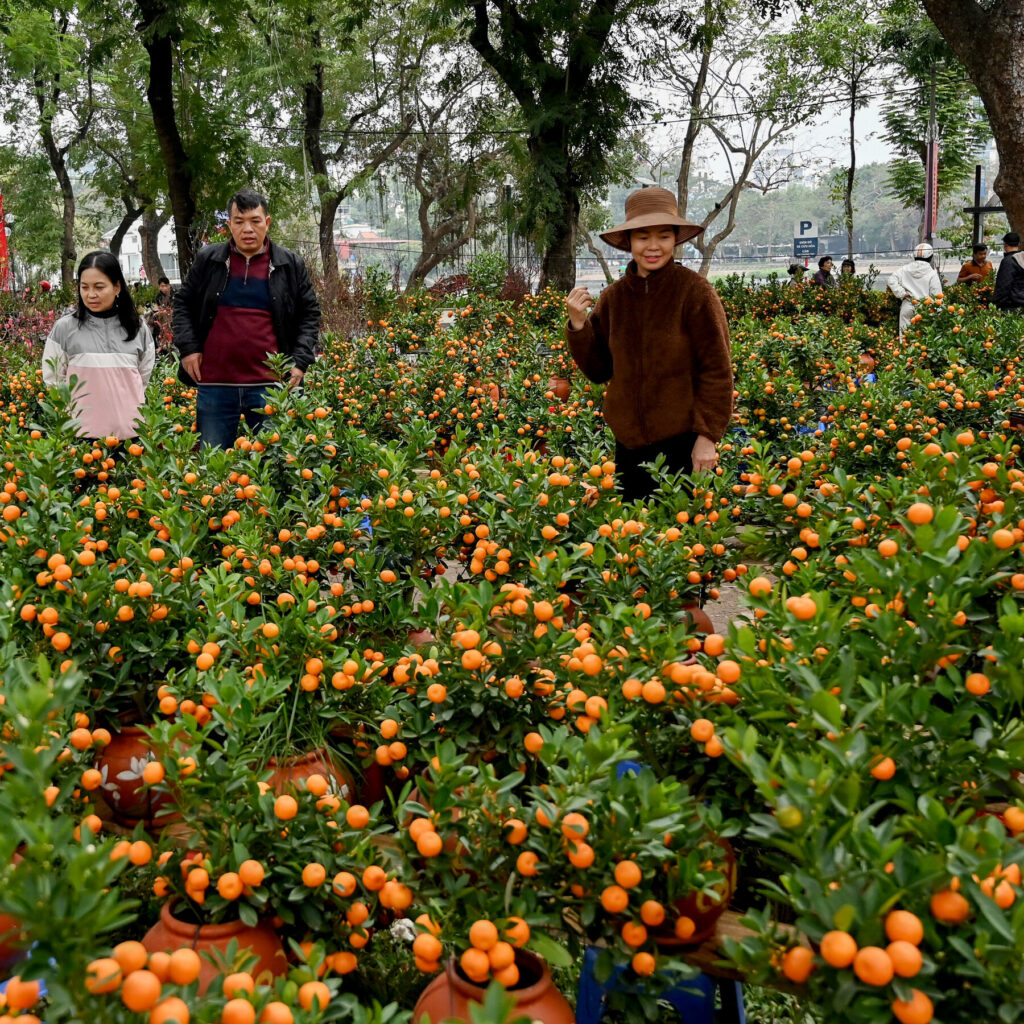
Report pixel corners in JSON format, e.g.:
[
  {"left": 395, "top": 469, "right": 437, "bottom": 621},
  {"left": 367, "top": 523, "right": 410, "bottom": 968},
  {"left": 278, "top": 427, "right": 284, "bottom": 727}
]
[
  {"left": 504, "top": 174, "right": 514, "bottom": 265},
  {"left": 1, "top": 211, "right": 14, "bottom": 292}
]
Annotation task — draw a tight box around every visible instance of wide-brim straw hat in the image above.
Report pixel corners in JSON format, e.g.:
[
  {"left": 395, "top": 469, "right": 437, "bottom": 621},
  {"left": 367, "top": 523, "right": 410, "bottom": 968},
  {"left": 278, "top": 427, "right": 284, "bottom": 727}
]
[{"left": 600, "top": 187, "right": 704, "bottom": 252}]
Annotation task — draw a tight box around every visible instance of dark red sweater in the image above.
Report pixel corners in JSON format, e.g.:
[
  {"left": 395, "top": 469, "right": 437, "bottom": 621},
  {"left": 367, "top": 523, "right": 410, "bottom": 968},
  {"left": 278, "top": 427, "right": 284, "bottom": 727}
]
[{"left": 201, "top": 245, "right": 279, "bottom": 384}]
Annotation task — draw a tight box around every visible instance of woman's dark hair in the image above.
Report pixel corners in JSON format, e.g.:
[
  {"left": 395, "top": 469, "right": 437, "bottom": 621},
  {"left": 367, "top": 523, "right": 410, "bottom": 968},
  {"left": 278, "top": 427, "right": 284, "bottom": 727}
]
[
  {"left": 818, "top": 255, "right": 832, "bottom": 269},
  {"left": 841, "top": 258, "right": 856, "bottom": 273},
  {"left": 75, "top": 251, "right": 141, "bottom": 339}
]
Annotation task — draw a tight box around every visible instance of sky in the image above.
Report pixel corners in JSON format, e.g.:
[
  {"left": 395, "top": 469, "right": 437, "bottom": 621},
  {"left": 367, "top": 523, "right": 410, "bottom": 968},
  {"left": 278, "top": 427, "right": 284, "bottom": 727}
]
[
  {"left": 795, "top": 104, "right": 892, "bottom": 168},
  {"left": 642, "top": 61, "right": 902, "bottom": 194}
]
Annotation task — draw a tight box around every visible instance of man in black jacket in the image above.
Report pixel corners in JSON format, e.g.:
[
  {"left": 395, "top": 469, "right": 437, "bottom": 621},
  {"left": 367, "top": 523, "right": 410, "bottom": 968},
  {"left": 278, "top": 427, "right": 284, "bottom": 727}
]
[
  {"left": 994, "top": 231, "right": 1024, "bottom": 312},
  {"left": 173, "top": 188, "right": 321, "bottom": 447}
]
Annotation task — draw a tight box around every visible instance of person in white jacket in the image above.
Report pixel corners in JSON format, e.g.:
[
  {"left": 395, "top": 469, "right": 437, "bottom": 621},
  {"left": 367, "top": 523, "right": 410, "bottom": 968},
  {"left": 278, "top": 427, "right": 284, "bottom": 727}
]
[
  {"left": 41, "top": 251, "right": 155, "bottom": 440},
  {"left": 888, "top": 242, "right": 943, "bottom": 339}
]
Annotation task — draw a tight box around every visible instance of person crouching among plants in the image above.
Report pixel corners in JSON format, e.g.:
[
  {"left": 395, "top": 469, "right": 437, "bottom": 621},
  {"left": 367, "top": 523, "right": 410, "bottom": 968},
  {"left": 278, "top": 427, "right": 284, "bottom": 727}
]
[
  {"left": 566, "top": 187, "right": 733, "bottom": 502},
  {"left": 41, "top": 250, "right": 155, "bottom": 441}
]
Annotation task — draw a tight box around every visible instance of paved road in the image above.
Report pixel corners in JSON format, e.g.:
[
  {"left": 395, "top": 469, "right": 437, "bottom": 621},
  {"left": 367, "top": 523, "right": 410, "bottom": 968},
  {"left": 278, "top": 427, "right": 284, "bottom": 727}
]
[{"left": 572, "top": 258, "right": 986, "bottom": 293}]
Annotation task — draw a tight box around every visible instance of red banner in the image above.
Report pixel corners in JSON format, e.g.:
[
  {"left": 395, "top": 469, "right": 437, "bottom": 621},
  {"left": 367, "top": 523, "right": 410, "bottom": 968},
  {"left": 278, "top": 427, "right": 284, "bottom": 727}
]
[
  {"left": 0, "top": 193, "right": 9, "bottom": 292},
  {"left": 924, "top": 142, "right": 939, "bottom": 238}
]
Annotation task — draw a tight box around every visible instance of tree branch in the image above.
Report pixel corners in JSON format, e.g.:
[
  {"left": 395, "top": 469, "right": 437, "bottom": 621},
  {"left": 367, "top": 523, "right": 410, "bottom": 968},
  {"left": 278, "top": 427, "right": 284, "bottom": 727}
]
[
  {"left": 468, "top": 1, "right": 537, "bottom": 113},
  {"left": 578, "top": 223, "right": 615, "bottom": 284}
]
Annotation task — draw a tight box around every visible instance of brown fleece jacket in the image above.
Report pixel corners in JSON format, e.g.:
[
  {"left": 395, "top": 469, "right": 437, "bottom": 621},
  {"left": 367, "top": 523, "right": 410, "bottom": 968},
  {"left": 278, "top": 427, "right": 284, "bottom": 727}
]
[{"left": 567, "top": 261, "right": 733, "bottom": 448}]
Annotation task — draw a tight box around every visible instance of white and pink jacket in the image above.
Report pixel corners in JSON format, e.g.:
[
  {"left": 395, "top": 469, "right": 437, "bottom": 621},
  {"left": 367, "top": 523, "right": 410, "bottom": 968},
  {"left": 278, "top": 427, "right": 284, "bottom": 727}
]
[{"left": 41, "top": 312, "right": 155, "bottom": 439}]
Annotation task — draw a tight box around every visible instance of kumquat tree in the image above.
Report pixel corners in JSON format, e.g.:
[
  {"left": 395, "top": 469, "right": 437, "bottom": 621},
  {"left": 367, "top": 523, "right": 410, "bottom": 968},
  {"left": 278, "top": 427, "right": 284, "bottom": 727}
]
[{"left": 1, "top": 273, "right": 1023, "bottom": 1024}]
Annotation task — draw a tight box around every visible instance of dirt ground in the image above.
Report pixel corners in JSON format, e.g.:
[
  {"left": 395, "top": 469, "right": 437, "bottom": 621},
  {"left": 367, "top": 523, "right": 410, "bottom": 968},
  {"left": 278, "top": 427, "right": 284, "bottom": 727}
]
[
  {"left": 435, "top": 563, "right": 751, "bottom": 636},
  {"left": 703, "top": 581, "right": 751, "bottom": 635}
]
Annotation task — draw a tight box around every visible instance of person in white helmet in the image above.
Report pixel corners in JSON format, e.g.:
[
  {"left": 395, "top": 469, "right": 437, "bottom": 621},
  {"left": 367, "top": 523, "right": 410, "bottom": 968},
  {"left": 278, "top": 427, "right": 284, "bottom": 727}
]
[{"left": 888, "top": 242, "right": 943, "bottom": 339}]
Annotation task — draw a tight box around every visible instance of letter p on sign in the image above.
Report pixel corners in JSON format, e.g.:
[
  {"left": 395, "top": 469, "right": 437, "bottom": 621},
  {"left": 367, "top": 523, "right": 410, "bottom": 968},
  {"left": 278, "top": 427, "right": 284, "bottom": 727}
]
[{"left": 793, "top": 219, "right": 818, "bottom": 257}]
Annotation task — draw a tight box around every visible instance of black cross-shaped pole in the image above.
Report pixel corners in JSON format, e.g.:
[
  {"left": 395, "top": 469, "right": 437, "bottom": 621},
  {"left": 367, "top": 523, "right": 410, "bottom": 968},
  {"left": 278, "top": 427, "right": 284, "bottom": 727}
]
[{"left": 963, "top": 165, "right": 1004, "bottom": 246}]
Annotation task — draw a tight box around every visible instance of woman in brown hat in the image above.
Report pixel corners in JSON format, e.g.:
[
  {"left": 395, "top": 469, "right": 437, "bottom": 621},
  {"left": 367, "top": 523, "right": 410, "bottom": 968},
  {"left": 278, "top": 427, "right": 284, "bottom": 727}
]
[{"left": 566, "top": 187, "right": 733, "bottom": 502}]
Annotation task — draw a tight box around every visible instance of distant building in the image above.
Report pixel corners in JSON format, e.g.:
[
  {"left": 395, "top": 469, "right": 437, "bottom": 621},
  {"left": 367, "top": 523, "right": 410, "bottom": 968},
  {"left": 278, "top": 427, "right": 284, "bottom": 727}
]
[
  {"left": 752, "top": 147, "right": 814, "bottom": 190},
  {"left": 100, "top": 222, "right": 179, "bottom": 283},
  {"left": 333, "top": 224, "right": 412, "bottom": 265}
]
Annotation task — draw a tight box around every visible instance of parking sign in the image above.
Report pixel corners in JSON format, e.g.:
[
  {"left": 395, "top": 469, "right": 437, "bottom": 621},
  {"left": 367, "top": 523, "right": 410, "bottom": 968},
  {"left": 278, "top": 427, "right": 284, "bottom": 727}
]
[{"left": 793, "top": 219, "right": 818, "bottom": 258}]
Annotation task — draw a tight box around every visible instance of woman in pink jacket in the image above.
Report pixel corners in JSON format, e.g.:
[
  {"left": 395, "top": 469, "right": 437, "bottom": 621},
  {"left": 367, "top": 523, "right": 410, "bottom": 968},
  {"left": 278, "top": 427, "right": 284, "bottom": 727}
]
[{"left": 41, "top": 251, "right": 155, "bottom": 440}]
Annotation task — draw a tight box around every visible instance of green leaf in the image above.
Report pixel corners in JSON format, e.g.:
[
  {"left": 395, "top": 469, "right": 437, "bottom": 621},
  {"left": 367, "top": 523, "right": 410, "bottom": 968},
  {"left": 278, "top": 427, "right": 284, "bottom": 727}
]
[
  {"left": 832, "top": 904, "right": 857, "bottom": 931},
  {"left": 810, "top": 690, "right": 843, "bottom": 730},
  {"left": 974, "top": 889, "right": 1016, "bottom": 942},
  {"left": 526, "top": 931, "right": 573, "bottom": 968}
]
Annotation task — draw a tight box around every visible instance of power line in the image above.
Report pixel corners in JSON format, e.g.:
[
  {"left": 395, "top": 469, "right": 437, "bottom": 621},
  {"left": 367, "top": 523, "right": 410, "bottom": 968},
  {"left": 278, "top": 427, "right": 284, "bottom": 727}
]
[
  {"left": 289, "top": 239, "right": 983, "bottom": 262},
  {"left": 84, "top": 78, "right": 975, "bottom": 142}
]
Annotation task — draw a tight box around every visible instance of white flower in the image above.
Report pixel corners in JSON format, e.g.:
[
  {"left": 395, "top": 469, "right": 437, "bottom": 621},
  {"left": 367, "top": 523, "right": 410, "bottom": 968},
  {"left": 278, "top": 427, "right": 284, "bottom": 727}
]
[
  {"left": 389, "top": 918, "right": 417, "bottom": 944},
  {"left": 115, "top": 756, "right": 150, "bottom": 783}
]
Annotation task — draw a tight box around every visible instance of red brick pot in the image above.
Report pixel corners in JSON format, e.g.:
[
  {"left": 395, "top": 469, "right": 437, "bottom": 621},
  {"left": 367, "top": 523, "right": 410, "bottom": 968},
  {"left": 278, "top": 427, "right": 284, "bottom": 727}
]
[
  {"left": 142, "top": 900, "right": 287, "bottom": 993},
  {"left": 413, "top": 950, "right": 574, "bottom": 1024}
]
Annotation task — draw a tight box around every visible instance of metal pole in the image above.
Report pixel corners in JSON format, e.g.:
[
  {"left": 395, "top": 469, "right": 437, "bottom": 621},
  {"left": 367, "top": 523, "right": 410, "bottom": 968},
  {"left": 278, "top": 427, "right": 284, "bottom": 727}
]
[
  {"left": 924, "top": 67, "right": 938, "bottom": 244},
  {"left": 973, "top": 164, "right": 983, "bottom": 247},
  {"left": 505, "top": 184, "right": 512, "bottom": 266}
]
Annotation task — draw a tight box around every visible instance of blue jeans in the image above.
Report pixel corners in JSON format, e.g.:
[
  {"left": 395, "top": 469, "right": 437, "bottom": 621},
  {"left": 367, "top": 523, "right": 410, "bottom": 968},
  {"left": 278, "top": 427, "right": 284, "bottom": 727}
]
[{"left": 196, "top": 385, "right": 270, "bottom": 449}]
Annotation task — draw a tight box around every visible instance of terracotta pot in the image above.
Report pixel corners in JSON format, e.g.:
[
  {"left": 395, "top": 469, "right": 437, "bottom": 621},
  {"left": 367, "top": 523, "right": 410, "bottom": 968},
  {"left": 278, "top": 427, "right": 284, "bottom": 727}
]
[
  {"left": 656, "top": 837, "right": 737, "bottom": 948},
  {"left": 548, "top": 376, "right": 571, "bottom": 402},
  {"left": 408, "top": 626, "right": 436, "bottom": 647},
  {"left": 143, "top": 900, "right": 287, "bottom": 993},
  {"left": 681, "top": 601, "right": 715, "bottom": 635},
  {"left": 328, "top": 728, "right": 388, "bottom": 807},
  {"left": 358, "top": 761, "right": 387, "bottom": 807},
  {"left": 413, "top": 950, "right": 574, "bottom": 1024},
  {"left": 97, "top": 725, "right": 176, "bottom": 828},
  {"left": 265, "top": 748, "right": 354, "bottom": 802},
  {"left": 469, "top": 380, "right": 500, "bottom": 406}
]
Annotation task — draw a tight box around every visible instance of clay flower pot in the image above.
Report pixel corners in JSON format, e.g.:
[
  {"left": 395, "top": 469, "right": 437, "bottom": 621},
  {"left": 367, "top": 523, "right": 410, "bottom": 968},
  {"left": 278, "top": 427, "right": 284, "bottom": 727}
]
[
  {"left": 408, "top": 626, "right": 436, "bottom": 647},
  {"left": 548, "top": 376, "right": 571, "bottom": 402},
  {"left": 142, "top": 900, "right": 287, "bottom": 993},
  {"left": 96, "top": 725, "right": 176, "bottom": 829},
  {"left": 681, "top": 601, "right": 715, "bottom": 635},
  {"left": 656, "top": 837, "right": 737, "bottom": 948},
  {"left": 413, "top": 950, "right": 574, "bottom": 1024},
  {"left": 265, "top": 748, "right": 354, "bottom": 801}
]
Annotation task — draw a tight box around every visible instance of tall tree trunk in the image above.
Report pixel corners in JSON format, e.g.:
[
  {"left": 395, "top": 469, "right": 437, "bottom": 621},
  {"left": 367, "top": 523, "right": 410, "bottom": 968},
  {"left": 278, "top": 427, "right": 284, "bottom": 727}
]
[
  {"left": 921, "top": 0, "right": 1024, "bottom": 233},
  {"left": 846, "top": 70, "right": 857, "bottom": 258},
  {"left": 109, "top": 198, "right": 142, "bottom": 259},
  {"left": 538, "top": 158, "right": 579, "bottom": 292},
  {"left": 404, "top": 200, "right": 476, "bottom": 294},
  {"left": 32, "top": 12, "right": 93, "bottom": 288},
  {"left": 466, "top": 1, "right": 621, "bottom": 296},
  {"left": 140, "top": 207, "right": 171, "bottom": 284},
  {"left": 302, "top": 41, "right": 341, "bottom": 296},
  {"left": 539, "top": 206, "right": 578, "bottom": 292},
  {"left": 675, "top": 0, "right": 714, "bottom": 235},
  {"left": 578, "top": 224, "right": 614, "bottom": 284},
  {"left": 37, "top": 121, "right": 77, "bottom": 288},
  {"left": 318, "top": 192, "right": 343, "bottom": 296},
  {"left": 301, "top": 40, "right": 414, "bottom": 297},
  {"left": 136, "top": 0, "right": 197, "bottom": 274}
]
